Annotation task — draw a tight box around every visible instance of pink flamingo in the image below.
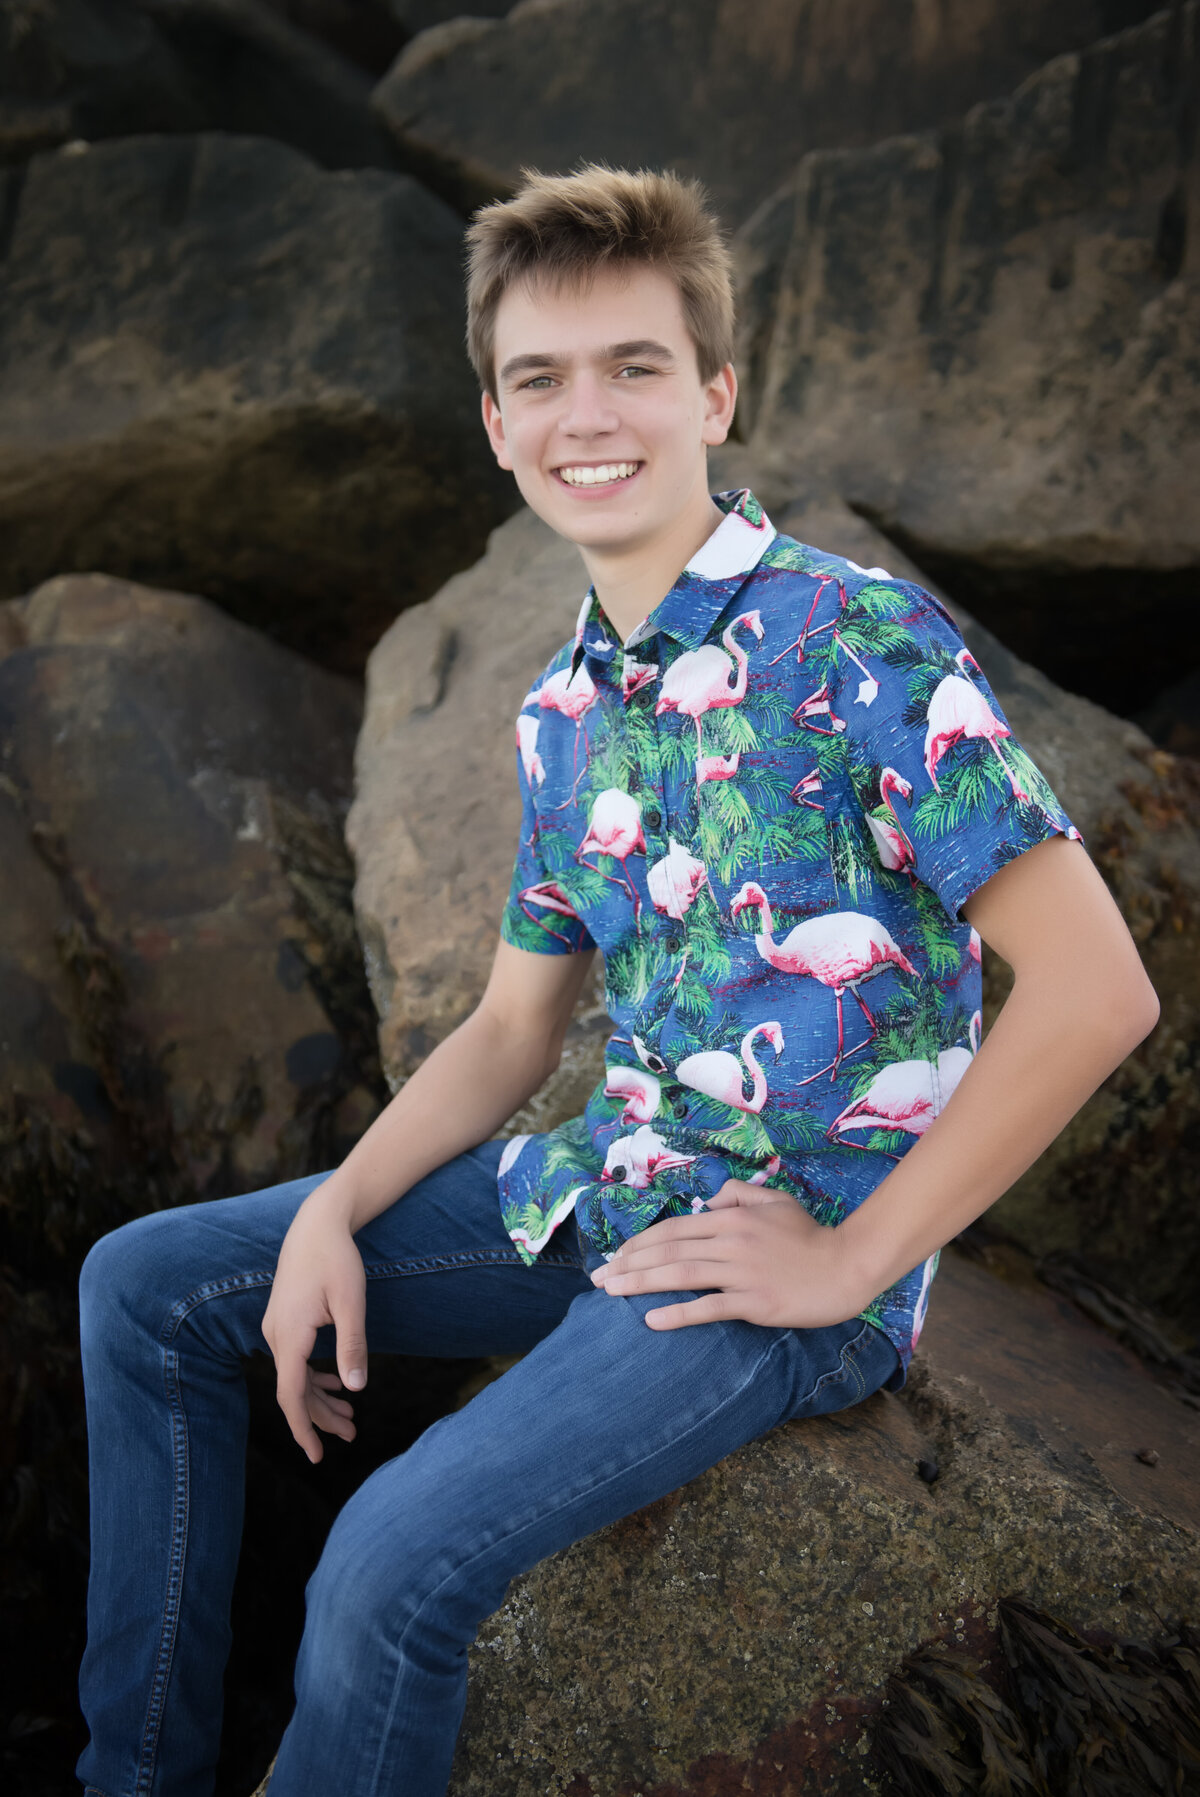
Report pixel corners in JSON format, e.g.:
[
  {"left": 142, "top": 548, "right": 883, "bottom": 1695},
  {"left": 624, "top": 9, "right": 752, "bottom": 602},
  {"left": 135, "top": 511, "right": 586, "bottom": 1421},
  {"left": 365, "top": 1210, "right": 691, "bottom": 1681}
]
[
  {"left": 791, "top": 768, "right": 823, "bottom": 810},
  {"left": 967, "top": 926, "right": 982, "bottom": 964},
  {"left": 647, "top": 839, "right": 708, "bottom": 920},
  {"left": 924, "top": 650, "right": 1029, "bottom": 802},
  {"left": 676, "top": 1022, "right": 784, "bottom": 1114},
  {"left": 731, "top": 883, "right": 917, "bottom": 1083},
  {"left": 696, "top": 751, "right": 742, "bottom": 785},
  {"left": 793, "top": 679, "right": 845, "bottom": 736},
  {"left": 603, "top": 1065, "right": 662, "bottom": 1125},
  {"left": 826, "top": 1012, "right": 981, "bottom": 1150},
  {"left": 690, "top": 1153, "right": 783, "bottom": 1209},
  {"left": 601, "top": 1125, "right": 697, "bottom": 1188},
  {"left": 832, "top": 630, "right": 879, "bottom": 706},
  {"left": 577, "top": 788, "right": 646, "bottom": 931},
  {"left": 517, "top": 880, "right": 586, "bottom": 947},
  {"left": 539, "top": 662, "right": 598, "bottom": 807},
  {"left": 515, "top": 713, "right": 545, "bottom": 788},
  {"left": 622, "top": 657, "right": 659, "bottom": 700},
  {"left": 866, "top": 768, "right": 916, "bottom": 874},
  {"left": 768, "top": 576, "right": 837, "bottom": 667},
  {"left": 655, "top": 609, "right": 764, "bottom": 784}
]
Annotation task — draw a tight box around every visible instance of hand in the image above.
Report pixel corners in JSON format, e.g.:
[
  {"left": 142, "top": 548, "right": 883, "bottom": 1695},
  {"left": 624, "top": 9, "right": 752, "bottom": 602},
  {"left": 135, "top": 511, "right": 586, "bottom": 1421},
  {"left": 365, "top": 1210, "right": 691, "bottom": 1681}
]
[
  {"left": 588, "top": 1181, "right": 866, "bottom": 1331},
  {"left": 261, "top": 1188, "right": 368, "bottom": 1462}
]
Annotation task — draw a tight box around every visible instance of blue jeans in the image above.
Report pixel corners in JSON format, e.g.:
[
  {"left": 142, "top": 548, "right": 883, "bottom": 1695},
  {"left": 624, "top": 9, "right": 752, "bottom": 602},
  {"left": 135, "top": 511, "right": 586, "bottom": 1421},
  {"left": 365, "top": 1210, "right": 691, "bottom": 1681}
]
[{"left": 77, "top": 1139, "right": 899, "bottom": 1797}]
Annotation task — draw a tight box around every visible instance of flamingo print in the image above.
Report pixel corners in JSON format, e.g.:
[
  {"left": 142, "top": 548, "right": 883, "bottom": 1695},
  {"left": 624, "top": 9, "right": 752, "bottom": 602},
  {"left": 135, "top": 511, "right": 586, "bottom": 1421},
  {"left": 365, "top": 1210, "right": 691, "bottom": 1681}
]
[
  {"left": 676, "top": 1022, "right": 784, "bottom": 1114},
  {"left": 791, "top": 768, "right": 823, "bottom": 810},
  {"left": 515, "top": 713, "right": 545, "bottom": 788},
  {"left": 924, "top": 649, "right": 1030, "bottom": 802},
  {"left": 731, "top": 883, "right": 916, "bottom": 1083},
  {"left": 793, "top": 679, "right": 845, "bottom": 736},
  {"left": 539, "top": 662, "right": 598, "bottom": 807},
  {"left": 601, "top": 1125, "right": 698, "bottom": 1189},
  {"left": 655, "top": 609, "right": 764, "bottom": 785},
  {"left": 866, "top": 768, "right": 916, "bottom": 874},
  {"left": 647, "top": 838, "right": 708, "bottom": 920},
  {"left": 517, "top": 880, "right": 586, "bottom": 947},
  {"left": 827, "top": 1012, "right": 981, "bottom": 1149},
  {"left": 832, "top": 630, "right": 879, "bottom": 706},
  {"left": 622, "top": 657, "right": 659, "bottom": 700},
  {"left": 603, "top": 1065, "right": 662, "bottom": 1125},
  {"left": 577, "top": 788, "right": 646, "bottom": 931}
]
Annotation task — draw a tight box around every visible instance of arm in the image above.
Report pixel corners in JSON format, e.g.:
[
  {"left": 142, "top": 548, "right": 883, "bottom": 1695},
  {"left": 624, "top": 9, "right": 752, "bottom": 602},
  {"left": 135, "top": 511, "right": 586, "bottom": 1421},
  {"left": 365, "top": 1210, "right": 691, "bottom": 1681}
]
[
  {"left": 590, "top": 837, "right": 1159, "bottom": 1327},
  {"left": 262, "top": 937, "right": 596, "bottom": 1459}
]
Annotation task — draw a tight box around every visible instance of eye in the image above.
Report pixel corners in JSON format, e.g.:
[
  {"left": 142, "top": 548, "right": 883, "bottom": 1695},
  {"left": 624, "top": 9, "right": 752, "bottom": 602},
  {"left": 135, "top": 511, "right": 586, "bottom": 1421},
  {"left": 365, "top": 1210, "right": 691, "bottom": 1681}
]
[
  {"left": 519, "top": 374, "right": 557, "bottom": 390},
  {"left": 616, "top": 365, "right": 654, "bottom": 379}
]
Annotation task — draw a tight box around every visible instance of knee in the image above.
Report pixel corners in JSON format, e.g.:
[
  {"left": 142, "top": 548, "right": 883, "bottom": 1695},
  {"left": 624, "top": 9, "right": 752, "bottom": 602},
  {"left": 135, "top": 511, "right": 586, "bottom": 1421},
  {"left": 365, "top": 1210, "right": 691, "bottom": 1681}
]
[{"left": 78, "top": 1209, "right": 185, "bottom": 1349}]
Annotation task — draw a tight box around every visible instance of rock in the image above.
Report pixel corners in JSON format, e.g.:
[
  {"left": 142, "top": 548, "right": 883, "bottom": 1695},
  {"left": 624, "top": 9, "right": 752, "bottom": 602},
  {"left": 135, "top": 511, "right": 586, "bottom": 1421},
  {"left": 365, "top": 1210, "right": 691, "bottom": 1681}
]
[
  {"left": 256, "top": 0, "right": 410, "bottom": 76},
  {"left": 734, "top": 1, "right": 1200, "bottom": 719},
  {"left": 0, "top": 0, "right": 404, "bottom": 170},
  {"left": 250, "top": 1244, "right": 1200, "bottom": 1795},
  {"left": 444, "top": 1247, "right": 1200, "bottom": 1795},
  {"left": 352, "top": 482, "right": 1200, "bottom": 1339},
  {"left": 1135, "top": 667, "right": 1200, "bottom": 759},
  {"left": 371, "top": 0, "right": 1165, "bottom": 219},
  {"left": 0, "top": 132, "right": 515, "bottom": 674},
  {"left": 0, "top": 571, "right": 384, "bottom": 1209},
  {"left": 388, "top": 0, "right": 515, "bottom": 34}
]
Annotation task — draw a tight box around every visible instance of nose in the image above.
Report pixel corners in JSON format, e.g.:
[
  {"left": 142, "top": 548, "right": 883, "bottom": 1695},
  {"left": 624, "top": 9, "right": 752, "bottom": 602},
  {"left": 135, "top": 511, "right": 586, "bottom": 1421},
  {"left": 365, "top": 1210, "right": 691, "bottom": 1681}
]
[{"left": 559, "top": 370, "right": 620, "bottom": 440}]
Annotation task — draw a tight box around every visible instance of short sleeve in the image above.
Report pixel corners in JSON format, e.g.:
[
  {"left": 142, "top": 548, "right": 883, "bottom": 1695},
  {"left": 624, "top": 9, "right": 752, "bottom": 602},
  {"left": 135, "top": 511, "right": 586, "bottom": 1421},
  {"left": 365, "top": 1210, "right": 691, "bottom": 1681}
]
[
  {"left": 827, "top": 579, "right": 1082, "bottom": 922},
  {"left": 498, "top": 701, "right": 597, "bottom": 955}
]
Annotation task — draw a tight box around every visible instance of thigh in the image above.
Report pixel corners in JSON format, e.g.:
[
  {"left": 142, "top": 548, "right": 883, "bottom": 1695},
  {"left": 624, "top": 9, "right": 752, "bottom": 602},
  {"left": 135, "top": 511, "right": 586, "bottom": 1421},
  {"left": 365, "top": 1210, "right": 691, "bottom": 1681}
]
[{"left": 80, "top": 1140, "right": 591, "bottom": 1364}]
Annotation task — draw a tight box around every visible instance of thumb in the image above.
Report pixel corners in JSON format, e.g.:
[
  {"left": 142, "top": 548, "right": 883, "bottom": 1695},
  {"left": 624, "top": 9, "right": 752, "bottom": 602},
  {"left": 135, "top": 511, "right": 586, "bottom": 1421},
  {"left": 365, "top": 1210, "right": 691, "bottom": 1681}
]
[{"left": 332, "top": 1283, "right": 368, "bottom": 1392}]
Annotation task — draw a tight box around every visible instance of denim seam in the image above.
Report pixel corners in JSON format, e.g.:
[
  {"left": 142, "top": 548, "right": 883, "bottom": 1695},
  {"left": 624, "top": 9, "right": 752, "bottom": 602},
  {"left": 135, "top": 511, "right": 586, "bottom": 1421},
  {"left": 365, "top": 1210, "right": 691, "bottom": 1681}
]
[
  {"left": 792, "top": 1320, "right": 874, "bottom": 1410},
  {"left": 367, "top": 1320, "right": 800, "bottom": 1795}
]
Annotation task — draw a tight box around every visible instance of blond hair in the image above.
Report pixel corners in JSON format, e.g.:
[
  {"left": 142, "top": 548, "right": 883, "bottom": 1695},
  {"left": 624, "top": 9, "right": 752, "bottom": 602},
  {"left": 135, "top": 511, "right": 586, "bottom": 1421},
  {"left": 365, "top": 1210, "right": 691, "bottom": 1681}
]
[{"left": 465, "top": 164, "right": 734, "bottom": 399}]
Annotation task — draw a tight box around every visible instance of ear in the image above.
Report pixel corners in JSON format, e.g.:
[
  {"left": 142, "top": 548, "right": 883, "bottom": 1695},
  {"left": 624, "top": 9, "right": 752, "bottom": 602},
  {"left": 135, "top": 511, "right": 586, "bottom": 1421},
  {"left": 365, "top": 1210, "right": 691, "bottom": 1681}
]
[
  {"left": 701, "top": 363, "right": 738, "bottom": 448},
  {"left": 481, "top": 390, "right": 514, "bottom": 470}
]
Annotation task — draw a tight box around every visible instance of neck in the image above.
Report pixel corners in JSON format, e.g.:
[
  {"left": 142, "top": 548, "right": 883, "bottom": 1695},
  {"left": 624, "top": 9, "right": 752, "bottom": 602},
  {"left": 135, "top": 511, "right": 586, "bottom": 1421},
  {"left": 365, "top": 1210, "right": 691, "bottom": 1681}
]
[{"left": 578, "top": 474, "right": 725, "bottom": 646}]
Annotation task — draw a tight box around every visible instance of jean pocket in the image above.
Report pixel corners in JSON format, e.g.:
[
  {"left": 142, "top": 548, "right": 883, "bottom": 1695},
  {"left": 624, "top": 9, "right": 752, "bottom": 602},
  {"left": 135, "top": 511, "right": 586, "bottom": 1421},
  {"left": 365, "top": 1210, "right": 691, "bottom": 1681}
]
[{"left": 788, "top": 1320, "right": 895, "bottom": 1421}]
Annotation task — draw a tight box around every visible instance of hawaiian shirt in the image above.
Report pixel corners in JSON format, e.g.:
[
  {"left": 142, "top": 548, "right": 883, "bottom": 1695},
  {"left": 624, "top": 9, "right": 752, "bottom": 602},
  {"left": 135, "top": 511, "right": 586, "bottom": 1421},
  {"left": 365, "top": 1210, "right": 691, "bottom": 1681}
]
[{"left": 496, "top": 489, "right": 1079, "bottom": 1387}]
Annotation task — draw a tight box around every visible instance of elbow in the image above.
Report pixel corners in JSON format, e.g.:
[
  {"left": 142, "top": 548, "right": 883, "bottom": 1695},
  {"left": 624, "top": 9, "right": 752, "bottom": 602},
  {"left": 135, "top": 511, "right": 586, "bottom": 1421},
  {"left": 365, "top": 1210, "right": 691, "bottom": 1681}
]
[{"left": 1100, "top": 961, "right": 1160, "bottom": 1060}]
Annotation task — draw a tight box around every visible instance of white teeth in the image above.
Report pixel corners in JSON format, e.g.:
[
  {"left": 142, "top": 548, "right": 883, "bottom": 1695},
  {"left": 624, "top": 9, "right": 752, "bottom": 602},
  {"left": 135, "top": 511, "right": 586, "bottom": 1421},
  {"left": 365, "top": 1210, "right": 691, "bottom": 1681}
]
[{"left": 558, "top": 463, "right": 638, "bottom": 486}]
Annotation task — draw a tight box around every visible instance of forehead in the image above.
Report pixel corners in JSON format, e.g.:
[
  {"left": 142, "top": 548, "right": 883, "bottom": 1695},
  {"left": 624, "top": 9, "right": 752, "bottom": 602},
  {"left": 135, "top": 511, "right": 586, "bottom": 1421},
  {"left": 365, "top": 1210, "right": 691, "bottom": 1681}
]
[{"left": 492, "top": 263, "right": 693, "bottom": 364}]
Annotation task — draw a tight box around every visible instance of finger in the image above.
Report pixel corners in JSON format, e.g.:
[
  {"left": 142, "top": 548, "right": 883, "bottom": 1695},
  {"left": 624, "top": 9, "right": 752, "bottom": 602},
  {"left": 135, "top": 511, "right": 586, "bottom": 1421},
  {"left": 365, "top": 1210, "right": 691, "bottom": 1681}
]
[
  {"left": 600, "top": 1257, "right": 733, "bottom": 1296},
  {"left": 275, "top": 1335, "right": 323, "bottom": 1463},
  {"left": 331, "top": 1284, "right": 368, "bottom": 1393},
  {"left": 309, "top": 1389, "right": 357, "bottom": 1442},
  {"left": 644, "top": 1293, "right": 733, "bottom": 1329},
  {"left": 311, "top": 1370, "right": 347, "bottom": 1392}
]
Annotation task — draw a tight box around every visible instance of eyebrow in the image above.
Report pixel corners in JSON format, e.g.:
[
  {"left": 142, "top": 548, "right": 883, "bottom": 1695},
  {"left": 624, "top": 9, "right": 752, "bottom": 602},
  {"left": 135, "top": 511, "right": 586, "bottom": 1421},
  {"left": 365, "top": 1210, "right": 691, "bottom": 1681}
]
[{"left": 498, "top": 340, "right": 677, "bottom": 386}]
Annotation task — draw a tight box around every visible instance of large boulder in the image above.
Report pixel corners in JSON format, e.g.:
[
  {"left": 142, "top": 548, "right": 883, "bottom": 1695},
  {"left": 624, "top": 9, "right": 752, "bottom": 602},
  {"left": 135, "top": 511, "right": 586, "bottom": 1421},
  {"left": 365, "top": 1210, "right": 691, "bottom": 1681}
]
[
  {"left": 734, "top": 2, "right": 1200, "bottom": 719},
  {"left": 0, "top": 0, "right": 404, "bottom": 170},
  {"left": 250, "top": 1242, "right": 1200, "bottom": 1796},
  {"left": 351, "top": 485, "right": 1200, "bottom": 1338},
  {"left": 0, "top": 132, "right": 515, "bottom": 673},
  {"left": 0, "top": 571, "right": 384, "bottom": 1209},
  {"left": 371, "top": 0, "right": 1164, "bottom": 219}
]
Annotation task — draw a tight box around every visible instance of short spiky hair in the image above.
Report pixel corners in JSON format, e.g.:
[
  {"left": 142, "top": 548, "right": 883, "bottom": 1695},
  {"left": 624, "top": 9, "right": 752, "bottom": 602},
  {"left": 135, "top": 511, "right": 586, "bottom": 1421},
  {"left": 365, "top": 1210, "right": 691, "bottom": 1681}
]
[{"left": 465, "top": 164, "right": 734, "bottom": 399}]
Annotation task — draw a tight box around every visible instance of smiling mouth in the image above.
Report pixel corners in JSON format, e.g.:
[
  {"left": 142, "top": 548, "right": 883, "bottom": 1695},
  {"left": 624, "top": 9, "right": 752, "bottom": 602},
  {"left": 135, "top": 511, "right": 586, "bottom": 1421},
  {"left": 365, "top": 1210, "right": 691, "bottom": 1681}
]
[{"left": 554, "top": 461, "right": 642, "bottom": 488}]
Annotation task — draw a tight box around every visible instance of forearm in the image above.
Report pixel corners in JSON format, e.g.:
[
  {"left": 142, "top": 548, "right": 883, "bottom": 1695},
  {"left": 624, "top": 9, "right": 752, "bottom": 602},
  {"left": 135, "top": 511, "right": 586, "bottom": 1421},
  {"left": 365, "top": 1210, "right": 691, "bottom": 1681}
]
[
  {"left": 311, "top": 1006, "right": 554, "bottom": 1233},
  {"left": 838, "top": 965, "right": 1159, "bottom": 1302}
]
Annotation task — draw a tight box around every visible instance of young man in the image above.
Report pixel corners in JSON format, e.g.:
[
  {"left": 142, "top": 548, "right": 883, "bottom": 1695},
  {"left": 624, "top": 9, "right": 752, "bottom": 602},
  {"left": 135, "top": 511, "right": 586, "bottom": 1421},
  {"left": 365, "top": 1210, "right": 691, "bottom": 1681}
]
[{"left": 77, "top": 167, "right": 1159, "bottom": 1797}]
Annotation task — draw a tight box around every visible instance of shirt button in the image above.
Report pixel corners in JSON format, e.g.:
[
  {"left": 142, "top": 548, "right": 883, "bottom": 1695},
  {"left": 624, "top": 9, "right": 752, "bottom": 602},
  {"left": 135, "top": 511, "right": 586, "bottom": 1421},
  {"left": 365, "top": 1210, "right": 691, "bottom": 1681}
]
[
  {"left": 644, "top": 806, "right": 662, "bottom": 829},
  {"left": 673, "top": 1098, "right": 689, "bottom": 1119},
  {"left": 664, "top": 932, "right": 681, "bottom": 954}
]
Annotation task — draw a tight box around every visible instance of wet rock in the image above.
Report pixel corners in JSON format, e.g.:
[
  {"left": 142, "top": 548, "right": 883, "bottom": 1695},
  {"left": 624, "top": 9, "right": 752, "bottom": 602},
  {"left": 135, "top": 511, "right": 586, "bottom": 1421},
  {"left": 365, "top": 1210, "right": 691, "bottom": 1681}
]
[
  {"left": 734, "top": 2, "right": 1200, "bottom": 717},
  {"left": 0, "top": 0, "right": 404, "bottom": 170},
  {"left": 0, "top": 132, "right": 515, "bottom": 674},
  {"left": 371, "top": 0, "right": 1164, "bottom": 219}
]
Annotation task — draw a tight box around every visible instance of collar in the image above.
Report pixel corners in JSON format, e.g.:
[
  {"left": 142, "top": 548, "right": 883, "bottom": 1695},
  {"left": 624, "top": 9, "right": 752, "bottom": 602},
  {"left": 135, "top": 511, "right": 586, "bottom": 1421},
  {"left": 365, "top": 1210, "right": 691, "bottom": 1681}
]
[{"left": 569, "top": 488, "right": 775, "bottom": 680}]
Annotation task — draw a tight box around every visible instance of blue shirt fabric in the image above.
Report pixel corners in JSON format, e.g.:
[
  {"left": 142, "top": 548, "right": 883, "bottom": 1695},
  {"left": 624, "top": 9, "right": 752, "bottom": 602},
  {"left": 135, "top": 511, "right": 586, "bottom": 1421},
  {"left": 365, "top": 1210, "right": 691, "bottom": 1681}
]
[{"left": 496, "top": 489, "right": 1080, "bottom": 1387}]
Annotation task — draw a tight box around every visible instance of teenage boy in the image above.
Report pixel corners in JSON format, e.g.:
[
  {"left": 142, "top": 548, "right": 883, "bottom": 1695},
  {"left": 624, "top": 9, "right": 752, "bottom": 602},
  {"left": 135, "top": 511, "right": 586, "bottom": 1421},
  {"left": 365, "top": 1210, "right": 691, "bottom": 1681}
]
[{"left": 77, "top": 166, "right": 1158, "bottom": 1797}]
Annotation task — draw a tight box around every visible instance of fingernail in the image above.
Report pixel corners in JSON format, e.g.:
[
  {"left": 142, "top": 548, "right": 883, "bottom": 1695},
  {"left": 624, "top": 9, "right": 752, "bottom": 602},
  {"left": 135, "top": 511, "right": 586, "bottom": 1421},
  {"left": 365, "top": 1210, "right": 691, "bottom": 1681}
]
[
  {"left": 589, "top": 1267, "right": 607, "bottom": 1284},
  {"left": 345, "top": 1369, "right": 365, "bottom": 1390}
]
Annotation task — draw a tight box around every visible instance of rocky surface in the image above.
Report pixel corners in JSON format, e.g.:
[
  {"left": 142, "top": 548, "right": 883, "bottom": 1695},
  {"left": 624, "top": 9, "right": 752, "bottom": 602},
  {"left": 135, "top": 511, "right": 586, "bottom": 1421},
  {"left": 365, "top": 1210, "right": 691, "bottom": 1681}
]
[
  {"left": 734, "top": 1, "right": 1200, "bottom": 718},
  {"left": 371, "top": 0, "right": 1163, "bottom": 219},
  {"left": 0, "top": 571, "right": 384, "bottom": 1207},
  {"left": 250, "top": 1244, "right": 1200, "bottom": 1796},
  {"left": 0, "top": 132, "right": 515, "bottom": 674},
  {"left": 0, "top": 0, "right": 404, "bottom": 170},
  {"left": 352, "top": 484, "right": 1200, "bottom": 1339}
]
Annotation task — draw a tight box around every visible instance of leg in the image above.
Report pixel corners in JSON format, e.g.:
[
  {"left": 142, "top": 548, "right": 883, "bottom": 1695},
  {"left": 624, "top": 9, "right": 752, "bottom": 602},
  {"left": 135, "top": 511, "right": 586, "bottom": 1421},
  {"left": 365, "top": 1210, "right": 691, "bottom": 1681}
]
[
  {"left": 76, "top": 1143, "right": 588, "bottom": 1797},
  {"left": 268, "top": 1251, "right": 899, "bottom": 1797}
]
